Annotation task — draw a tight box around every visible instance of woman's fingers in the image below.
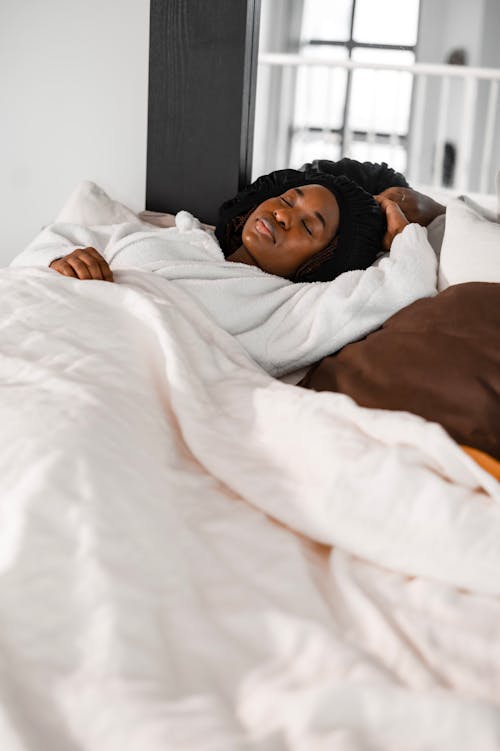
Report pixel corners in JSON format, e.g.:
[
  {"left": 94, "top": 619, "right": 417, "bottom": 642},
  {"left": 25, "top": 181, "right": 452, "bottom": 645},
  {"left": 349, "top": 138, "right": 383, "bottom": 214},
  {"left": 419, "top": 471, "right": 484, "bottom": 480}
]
[
  {"left": 374, "top": 194, "right": 392, "bottom": 211},
  {"left": 375, "top": 187, "right": 445, "bottom": 226},
  {"left": 376, "top": 197, "right": 409, "bottom": 251},
  {"left": 50, "top": 259, "right": 78, "bottom": 278},
  {"left": 77, "top": 250, "right": 105, "bottom": 280},
  {"left": 383, "top": 198, "right": 408, "bottom": 220},
  {"left": 82, "top": 247, "right": 114, "bottom": 282},
  {"left": 374, "top": 187, "right": 407, "bottom": 203},
  {"left": 374, "top": 193, "right": 407, "bottom": 214},
  {"left": 49, "top": 247, "right": 114, "bottom": 282},
  {"left": 66, "top": 257, "right": 93, "bottom": 280},
  {"left": 375, "top": 194, "right": 407, "bottom": 220},
  {"left": 98, "top": 259, "right": 114, "bottom": 282}
]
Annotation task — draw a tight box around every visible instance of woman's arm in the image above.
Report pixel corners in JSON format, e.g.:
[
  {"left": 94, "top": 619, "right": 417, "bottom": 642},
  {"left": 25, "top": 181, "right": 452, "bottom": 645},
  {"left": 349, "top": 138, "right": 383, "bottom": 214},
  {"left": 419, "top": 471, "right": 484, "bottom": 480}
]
[
  {"left": 375, "top": 187, "right": 446, "bottom": 227},
  {"left": 9, "top": 222, "right": 144, "bottom": 281},
  {"left": 239, "top": 221, "right": 438, "bottom": 377},
  {"left": 10, "top": 223, "right": 114, "bottom": 270}
]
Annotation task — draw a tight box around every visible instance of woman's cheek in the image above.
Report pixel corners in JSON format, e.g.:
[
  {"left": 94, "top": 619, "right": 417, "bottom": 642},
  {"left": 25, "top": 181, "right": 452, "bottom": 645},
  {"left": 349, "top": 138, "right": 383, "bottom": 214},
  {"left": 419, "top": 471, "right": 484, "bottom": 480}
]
[
  {"left": 242, "top": 223, "right": 263, "bottom": 256},
  {"left": 241, "top": 225, "right": 251, "bottom": 248}
]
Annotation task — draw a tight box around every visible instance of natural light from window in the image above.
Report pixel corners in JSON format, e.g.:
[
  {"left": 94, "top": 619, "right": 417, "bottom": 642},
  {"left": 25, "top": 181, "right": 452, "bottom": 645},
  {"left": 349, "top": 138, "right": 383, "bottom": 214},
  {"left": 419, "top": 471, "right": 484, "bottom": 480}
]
[{"left": 290, "top": 0, "right": 420, "bottom": 172}]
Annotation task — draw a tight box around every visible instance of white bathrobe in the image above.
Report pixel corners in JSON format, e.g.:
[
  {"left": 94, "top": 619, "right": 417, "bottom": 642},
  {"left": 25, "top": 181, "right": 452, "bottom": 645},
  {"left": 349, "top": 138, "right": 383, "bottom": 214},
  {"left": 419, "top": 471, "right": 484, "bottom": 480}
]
[{"left": 10, "top": 211, "right": 437, "bottom": 376}]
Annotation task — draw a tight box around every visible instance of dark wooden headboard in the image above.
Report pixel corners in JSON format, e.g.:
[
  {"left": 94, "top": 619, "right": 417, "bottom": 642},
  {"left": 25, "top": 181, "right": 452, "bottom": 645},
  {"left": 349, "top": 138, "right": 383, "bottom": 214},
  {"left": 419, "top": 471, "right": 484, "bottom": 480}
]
[{"left": 146, "top": 0, "right": 261, "bottom": 225}]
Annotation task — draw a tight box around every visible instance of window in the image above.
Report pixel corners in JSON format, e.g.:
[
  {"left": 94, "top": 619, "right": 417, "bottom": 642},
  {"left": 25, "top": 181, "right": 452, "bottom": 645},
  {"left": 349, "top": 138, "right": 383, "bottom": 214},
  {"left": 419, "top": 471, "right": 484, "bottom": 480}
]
[{"left": 290, "top": 0, "right": 421, "bottom": 171}]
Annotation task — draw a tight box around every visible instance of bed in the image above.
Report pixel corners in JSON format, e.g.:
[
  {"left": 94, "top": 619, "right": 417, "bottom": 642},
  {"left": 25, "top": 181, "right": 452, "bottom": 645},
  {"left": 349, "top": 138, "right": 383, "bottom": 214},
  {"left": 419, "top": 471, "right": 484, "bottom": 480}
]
[{"left": 0, "top": 180, "right": 499, "bottom": 750}]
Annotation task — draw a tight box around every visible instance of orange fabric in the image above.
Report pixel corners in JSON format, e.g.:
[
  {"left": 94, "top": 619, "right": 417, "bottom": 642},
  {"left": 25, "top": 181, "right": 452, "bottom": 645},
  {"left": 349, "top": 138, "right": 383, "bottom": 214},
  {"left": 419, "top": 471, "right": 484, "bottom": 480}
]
[{"left": 461, "top": 446, "right": 500, "bottom": 481}]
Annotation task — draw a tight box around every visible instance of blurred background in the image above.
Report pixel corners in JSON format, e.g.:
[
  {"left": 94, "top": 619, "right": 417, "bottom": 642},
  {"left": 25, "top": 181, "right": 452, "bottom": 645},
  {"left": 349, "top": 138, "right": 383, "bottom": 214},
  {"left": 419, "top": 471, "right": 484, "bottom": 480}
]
[
  {"left": 253, "top": 0, "right": 500, "bottom": 197},
  {"left": 1, "top": 0, "right": 499, "bottom": 264}
]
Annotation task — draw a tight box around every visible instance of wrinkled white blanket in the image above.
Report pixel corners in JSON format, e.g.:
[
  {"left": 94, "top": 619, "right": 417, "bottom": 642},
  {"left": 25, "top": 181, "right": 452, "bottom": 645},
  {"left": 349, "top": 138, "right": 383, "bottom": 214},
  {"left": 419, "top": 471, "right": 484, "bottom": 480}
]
[
  {"left": 0, "top": 266, "right": 499, "bottom": 751},
  {"left": 10, "top": 212, "right": 437, "bottom": 377}
]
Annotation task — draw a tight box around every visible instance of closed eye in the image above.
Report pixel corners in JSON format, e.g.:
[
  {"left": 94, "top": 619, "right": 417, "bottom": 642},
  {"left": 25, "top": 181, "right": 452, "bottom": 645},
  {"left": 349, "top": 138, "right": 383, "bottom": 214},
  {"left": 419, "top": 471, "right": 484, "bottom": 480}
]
[{"left": 280, "top": 193, "right": 313, "bottom": 235}]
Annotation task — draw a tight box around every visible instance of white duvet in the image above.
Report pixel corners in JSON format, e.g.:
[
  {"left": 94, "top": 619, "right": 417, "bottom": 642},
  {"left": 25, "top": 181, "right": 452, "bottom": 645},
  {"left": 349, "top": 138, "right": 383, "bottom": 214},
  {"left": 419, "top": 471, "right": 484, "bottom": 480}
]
[
  {"left": 10, "top": 210, "right": 437, "bottom": 378},
  {"left": 1, "top": 261, "right": 500, "bottom": 750}
]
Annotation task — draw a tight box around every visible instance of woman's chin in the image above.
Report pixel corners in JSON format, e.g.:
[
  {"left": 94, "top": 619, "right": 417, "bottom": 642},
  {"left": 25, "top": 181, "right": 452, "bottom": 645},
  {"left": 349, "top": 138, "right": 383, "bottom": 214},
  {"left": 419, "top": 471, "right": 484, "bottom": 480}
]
[{"left": 226, "top": 245, "right": 260, "bottom": 268}]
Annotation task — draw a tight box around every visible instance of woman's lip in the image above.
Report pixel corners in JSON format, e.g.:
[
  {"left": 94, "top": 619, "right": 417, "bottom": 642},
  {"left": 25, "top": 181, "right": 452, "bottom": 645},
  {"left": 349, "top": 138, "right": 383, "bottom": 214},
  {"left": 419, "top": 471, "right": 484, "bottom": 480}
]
[{"left": 256, "top": 217, "right": 275, "bottom": 241}]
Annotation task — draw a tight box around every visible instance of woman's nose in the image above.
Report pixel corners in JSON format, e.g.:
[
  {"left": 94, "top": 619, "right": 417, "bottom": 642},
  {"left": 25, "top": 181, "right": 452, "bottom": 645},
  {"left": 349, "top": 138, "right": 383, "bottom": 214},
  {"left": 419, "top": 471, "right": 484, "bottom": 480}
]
[{"left": 273, "top": 207, "right": 291, "bottom": 229}]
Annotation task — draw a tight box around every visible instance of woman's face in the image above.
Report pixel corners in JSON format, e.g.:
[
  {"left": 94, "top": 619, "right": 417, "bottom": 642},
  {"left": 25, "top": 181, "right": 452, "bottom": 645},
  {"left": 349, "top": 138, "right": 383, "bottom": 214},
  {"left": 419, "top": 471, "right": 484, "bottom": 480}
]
[{"left": 239, "top": 184, "right": 340, "bottom": 277}]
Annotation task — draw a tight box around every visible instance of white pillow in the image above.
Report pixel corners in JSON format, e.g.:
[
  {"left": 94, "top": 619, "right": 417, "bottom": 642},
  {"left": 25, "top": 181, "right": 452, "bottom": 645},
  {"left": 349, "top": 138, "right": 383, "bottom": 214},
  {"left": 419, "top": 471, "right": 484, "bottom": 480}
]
[
  {"left": 54, "top": 181, "right": 215, "bottom": 231},
  {"left": 54, "top": 180, "right": 142, "bottom": 225},
  {"left": 438, "top": 197, "right": 500, "bottom": 291}
]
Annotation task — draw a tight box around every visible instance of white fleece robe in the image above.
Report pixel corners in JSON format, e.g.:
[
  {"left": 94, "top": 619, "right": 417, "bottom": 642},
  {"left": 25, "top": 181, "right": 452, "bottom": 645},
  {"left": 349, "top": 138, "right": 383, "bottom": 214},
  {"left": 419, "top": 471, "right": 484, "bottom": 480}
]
[{"left": 10, "top": 211, "right": 437, "bottom": 377}]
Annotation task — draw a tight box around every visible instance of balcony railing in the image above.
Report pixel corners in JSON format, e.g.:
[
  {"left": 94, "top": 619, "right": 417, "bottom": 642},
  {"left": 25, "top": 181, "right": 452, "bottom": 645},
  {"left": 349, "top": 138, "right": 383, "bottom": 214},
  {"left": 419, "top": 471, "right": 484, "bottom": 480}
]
[{"left": 257, "top": 53, "right": 500, "bottom": 195}]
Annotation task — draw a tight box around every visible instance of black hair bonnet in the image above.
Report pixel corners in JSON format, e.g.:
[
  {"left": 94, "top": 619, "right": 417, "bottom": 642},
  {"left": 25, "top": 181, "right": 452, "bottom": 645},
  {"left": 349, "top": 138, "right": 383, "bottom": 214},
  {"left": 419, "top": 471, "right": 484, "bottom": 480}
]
[{"left": 215, "top": 165, "right": 389, "bottom": 282}]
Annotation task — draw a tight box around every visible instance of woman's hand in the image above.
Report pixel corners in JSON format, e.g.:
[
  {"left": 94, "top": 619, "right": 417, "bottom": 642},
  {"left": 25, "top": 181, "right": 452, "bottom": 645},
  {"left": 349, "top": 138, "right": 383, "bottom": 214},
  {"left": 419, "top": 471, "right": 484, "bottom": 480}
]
[
  {"left": 50, "top": 247, "right": 114, "bottom": 282},
  {"left": 375, "top": 196, "right": 409, "bottom": 251},
  {"left": 374, "top": 187, "right": 446, "bottom": 227}
]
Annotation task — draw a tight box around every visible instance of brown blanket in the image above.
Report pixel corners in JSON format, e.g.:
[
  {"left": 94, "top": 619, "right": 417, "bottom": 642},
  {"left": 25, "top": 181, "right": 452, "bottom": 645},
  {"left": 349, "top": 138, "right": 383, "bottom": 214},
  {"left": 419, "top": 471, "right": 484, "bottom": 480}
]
[{"left": 300, "top": 282, "right": 500, "bottom": 460}]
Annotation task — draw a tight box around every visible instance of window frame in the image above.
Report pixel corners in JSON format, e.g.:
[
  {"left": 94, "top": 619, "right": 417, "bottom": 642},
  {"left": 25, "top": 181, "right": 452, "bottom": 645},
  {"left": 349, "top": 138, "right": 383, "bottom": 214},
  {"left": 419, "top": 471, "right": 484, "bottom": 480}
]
[{"left": 294, "top": 0, "right": 420, "bottom": 164}]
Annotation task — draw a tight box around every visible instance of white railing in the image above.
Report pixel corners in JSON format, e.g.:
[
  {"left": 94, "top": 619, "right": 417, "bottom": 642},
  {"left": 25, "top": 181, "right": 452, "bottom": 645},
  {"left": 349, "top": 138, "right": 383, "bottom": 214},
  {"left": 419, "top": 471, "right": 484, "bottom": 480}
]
[{"left": 258, "top": 53, "right": 500, "bottom": 195}]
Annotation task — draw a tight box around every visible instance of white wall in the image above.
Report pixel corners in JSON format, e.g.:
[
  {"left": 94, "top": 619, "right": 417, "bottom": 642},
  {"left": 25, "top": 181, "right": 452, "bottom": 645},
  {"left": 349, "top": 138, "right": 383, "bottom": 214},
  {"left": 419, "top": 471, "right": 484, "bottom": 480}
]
[{"left": 0, "top": 0, "right": 150, "bottom": 264}]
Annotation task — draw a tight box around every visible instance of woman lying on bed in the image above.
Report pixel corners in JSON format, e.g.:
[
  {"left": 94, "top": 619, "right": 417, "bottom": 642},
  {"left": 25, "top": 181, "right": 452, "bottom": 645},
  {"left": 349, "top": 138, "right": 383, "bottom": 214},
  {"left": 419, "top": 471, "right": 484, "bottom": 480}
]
[{"left": 10, "top": 160, "right": 443, "bottom": 377}]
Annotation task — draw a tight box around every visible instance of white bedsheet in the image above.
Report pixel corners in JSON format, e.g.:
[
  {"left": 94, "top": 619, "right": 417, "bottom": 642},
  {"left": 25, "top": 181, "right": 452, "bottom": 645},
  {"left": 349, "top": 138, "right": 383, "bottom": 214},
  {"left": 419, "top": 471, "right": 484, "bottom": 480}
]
[
  {"left": 10, "top": 211, "right": 438, "bottom": 379},
  {"left": 0, "top": 266, "right": 499, "bottom": 750}
]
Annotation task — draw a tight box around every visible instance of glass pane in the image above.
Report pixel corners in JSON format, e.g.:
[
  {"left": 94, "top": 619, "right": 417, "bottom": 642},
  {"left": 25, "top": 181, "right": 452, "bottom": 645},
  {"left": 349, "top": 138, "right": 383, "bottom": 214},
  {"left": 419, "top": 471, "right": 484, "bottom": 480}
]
[
  {"left": 353, "top": 0, "right": 420, "bottom": 46},
  {"left": 349, "top": 48, "right": 414, "bottom": 134},
  {"left": 290, "top": 130, "right": 342, "bottom": 169},
  {"left": 301, "top": 0, "right": 353, "bottom": 42},
  {"left": 294, "top": 45, "right": 348, "bottom": 130},
  {"left": 349, "top": 140, "right": 408, "bottom": 173}
]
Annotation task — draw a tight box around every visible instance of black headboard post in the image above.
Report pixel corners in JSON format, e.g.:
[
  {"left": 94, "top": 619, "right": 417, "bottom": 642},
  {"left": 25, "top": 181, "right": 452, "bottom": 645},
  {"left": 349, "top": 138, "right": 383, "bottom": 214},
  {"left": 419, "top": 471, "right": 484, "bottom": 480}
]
[{"left": 146, "top": 0, "right": 261, "bottom": 224}]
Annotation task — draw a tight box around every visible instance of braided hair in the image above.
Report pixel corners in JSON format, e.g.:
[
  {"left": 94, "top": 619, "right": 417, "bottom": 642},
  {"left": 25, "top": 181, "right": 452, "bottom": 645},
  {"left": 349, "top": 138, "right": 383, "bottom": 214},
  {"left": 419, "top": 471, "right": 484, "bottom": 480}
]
[{"left": 215, "top": 166, "right": 387, "bottom": 282}]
